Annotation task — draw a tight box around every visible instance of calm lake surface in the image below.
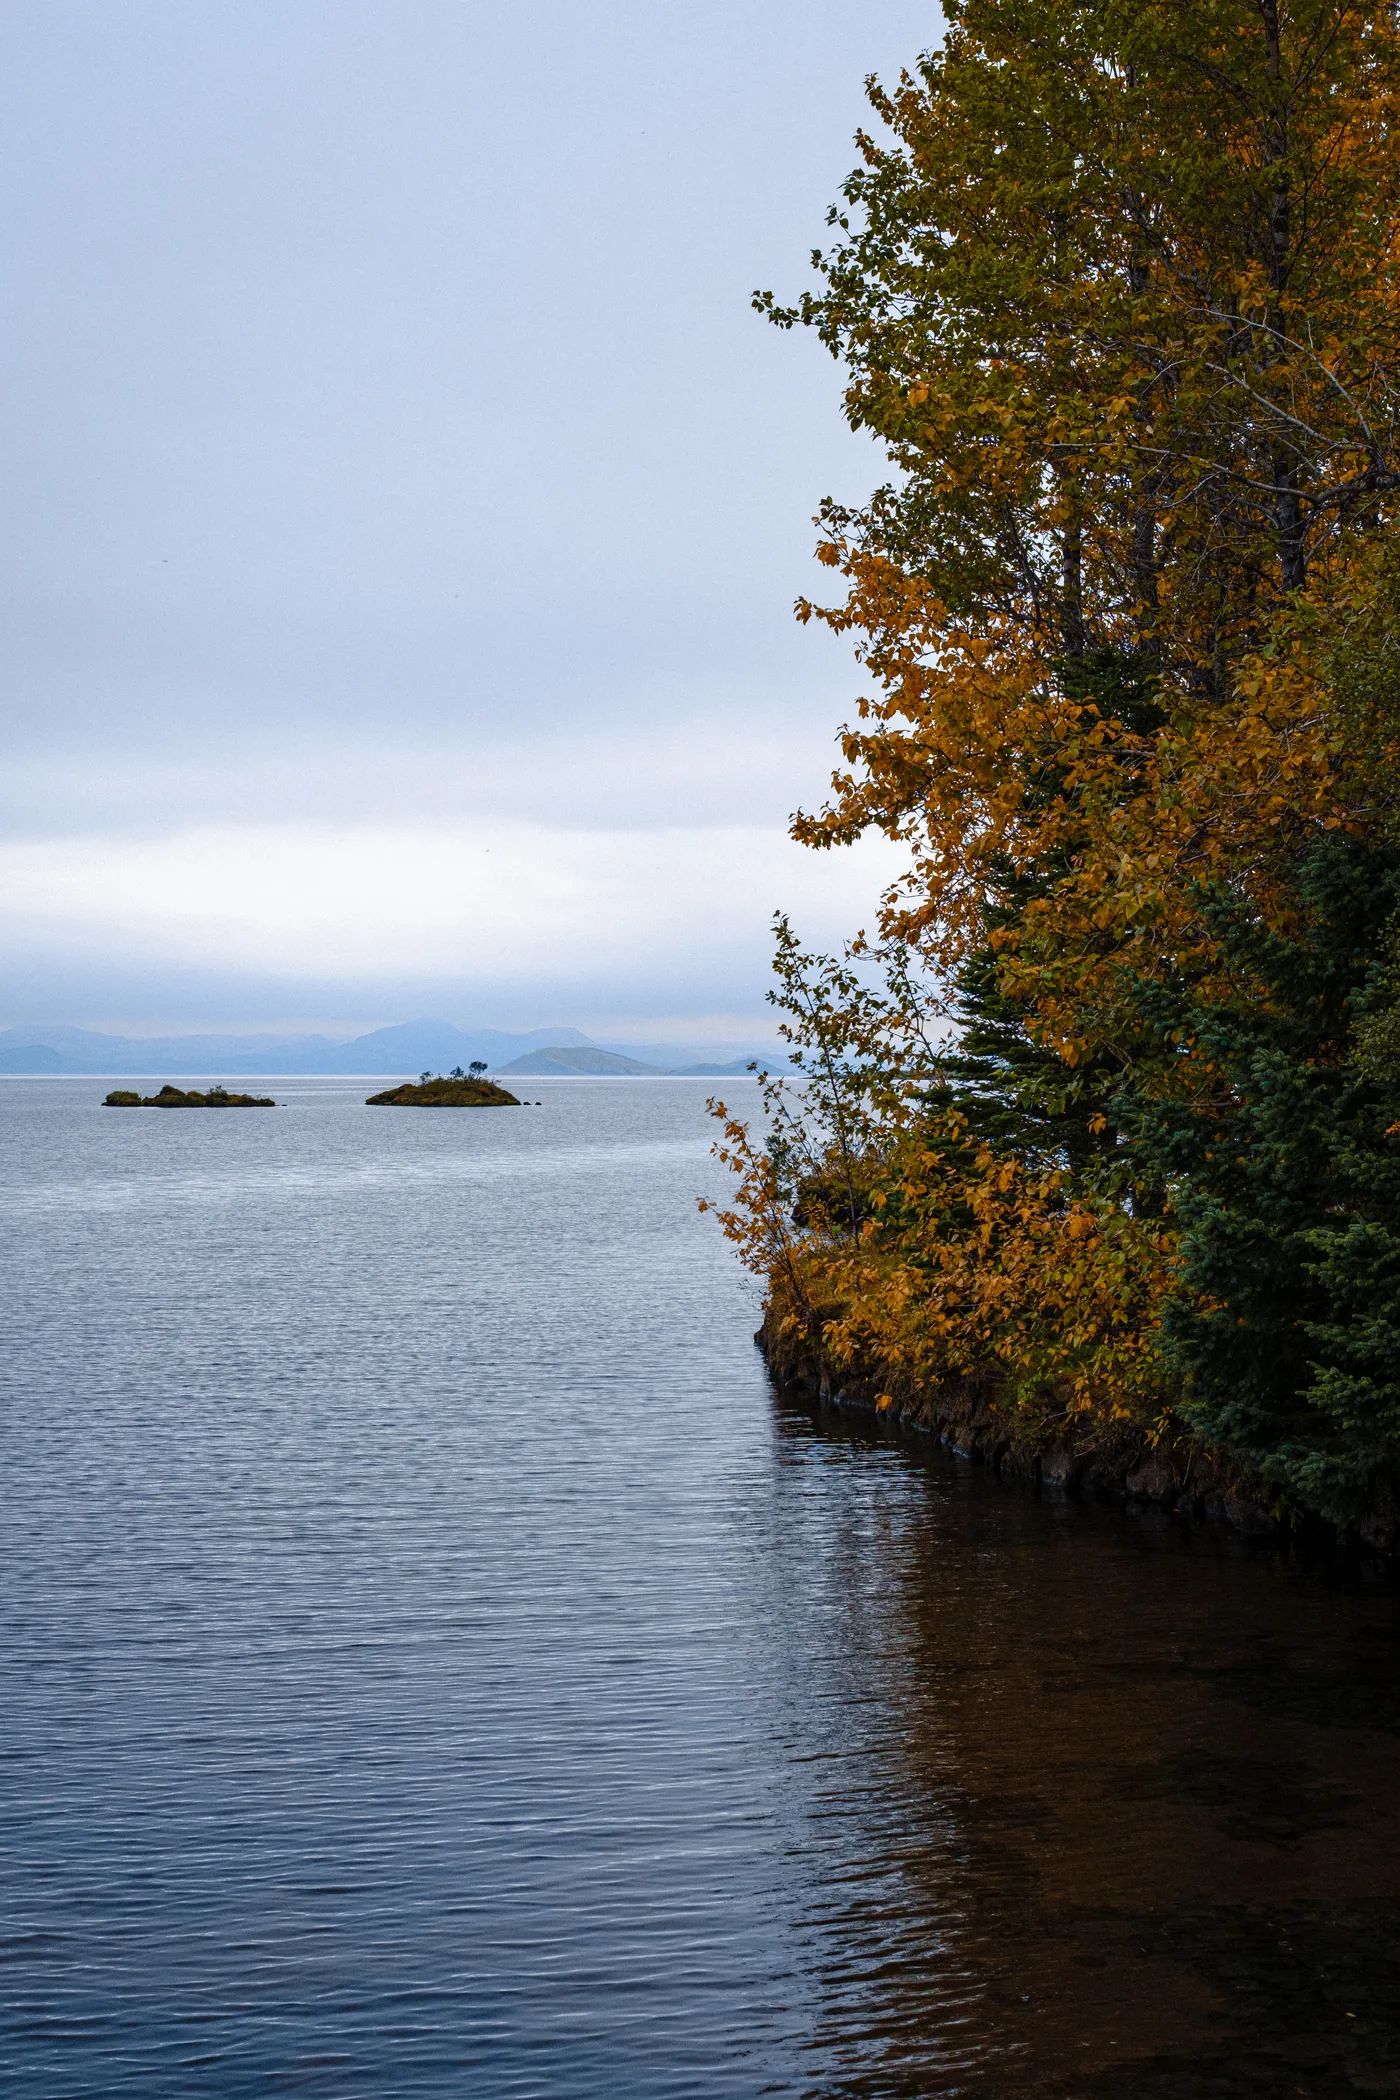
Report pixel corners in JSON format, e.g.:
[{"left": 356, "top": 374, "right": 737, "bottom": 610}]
[{"left": 3, "top": 1074, "right": 1399, "bottom": 2098}]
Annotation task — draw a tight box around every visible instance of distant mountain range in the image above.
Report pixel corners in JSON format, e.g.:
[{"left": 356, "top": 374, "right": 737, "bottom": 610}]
[
  {"left": 0, "top": 1019, "right": 775, "bottom": 1079},
  {"left": 497, "top": 1046, "right": 759, "bottom": 1078},
  {"left": 500, "top": 1047, "right": 666, "bottom": 1077}
]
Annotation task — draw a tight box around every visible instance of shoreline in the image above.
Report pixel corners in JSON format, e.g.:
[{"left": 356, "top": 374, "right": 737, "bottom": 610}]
[{"left": 755, "top": 1312, "right": 1400, "bottom": 1563}]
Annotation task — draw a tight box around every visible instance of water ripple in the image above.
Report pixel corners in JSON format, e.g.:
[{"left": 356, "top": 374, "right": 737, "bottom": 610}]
[{"left": 3, "top": 1076, "right": 1399, "bottom": 2098}]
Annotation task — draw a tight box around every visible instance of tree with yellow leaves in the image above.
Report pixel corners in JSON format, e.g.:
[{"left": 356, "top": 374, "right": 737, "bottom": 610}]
[{"left": 717, "top": 0, "right": 1400, "bottom": 1531}]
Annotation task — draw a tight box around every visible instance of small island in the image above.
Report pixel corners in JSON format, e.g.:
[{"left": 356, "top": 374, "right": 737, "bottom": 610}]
[
  {"left": 104, "top": 1085, "right": 277, "bottom": 1108},
  {"left": 366, "top": 1067, "right": 520, "bottom": 1107}
]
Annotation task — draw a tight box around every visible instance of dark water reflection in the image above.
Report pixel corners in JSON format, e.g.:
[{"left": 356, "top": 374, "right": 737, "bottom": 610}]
[{"left": 2, "top": 1077, "right": 1398, "bottom": 2097}]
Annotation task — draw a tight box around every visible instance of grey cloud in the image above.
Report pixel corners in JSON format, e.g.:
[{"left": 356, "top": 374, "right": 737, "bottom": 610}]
[{"left": 0, "top": 0, "right": 938, "bottom": 1029}]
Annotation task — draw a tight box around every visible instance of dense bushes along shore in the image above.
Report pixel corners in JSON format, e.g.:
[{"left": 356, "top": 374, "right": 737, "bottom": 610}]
[{"left": 708, "top": 0, "right": 1400, "bottom": 1546}]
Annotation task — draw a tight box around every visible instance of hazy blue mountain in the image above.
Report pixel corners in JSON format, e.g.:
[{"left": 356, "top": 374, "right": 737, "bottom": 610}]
[
  {"left": 0, "top": 1019, "right": 597, "bottom": 1076},
  {"left": 316, "top": 1022, "right": 594, "bottom": 1075},
  {"left": 668, "top": 1058, "right": 765, "bottom": 1076},
  {"left": 597, "top": 1040, "right": 780, "bottom": 1072},
  {"left": 498, "top": 1047, "right": 666, "bottom": 1077},
  {"left": 0, "top": 1025, "right": 321, "bottom": 1074},
  {"left": 498, "top": 1047, "right": 770, "bottom": 1077},
  {"left": 0, "top": 1043, "right": 63, "bottom": 1071},
  {"left": 0, "top": 1020, "right": 775, "bottom": 1077}
]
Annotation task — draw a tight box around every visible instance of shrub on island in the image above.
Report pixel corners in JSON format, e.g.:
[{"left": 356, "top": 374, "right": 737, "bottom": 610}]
[{"left": 366, "top": 1072, "right": 520, "bottom": 1107}]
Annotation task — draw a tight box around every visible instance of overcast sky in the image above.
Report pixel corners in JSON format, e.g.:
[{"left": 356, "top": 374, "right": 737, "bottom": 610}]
[{"left": 0, "top": 0, "right": 936, "bottom": 1037}]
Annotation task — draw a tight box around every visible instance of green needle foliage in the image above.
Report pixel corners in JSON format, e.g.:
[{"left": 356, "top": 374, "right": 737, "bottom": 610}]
[
  {"left": 1123, "top": 837, "right": 1400, "bottom": 1524},
  {"left": 711, "top": 0, "right": 1400, "bottom": 1535}
]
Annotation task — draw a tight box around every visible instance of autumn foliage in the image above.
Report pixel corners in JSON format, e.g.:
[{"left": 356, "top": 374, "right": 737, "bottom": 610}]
[{"left": 711, "top": 0, "right": 1400, "bottom": 1529}]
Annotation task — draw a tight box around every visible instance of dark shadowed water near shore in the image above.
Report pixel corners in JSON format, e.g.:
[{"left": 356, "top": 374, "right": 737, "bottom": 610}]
[{"left": 3, "top": 1075, "right": 1399, "bottom": 2098}]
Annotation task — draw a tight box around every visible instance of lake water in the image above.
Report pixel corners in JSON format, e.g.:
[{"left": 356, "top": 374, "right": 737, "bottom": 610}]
[{"left": 3, "top": 1074, "right": 1399, "bottom": 2099}]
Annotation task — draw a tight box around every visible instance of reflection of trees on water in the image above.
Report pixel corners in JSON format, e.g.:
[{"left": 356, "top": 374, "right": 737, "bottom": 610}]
[{"left": 768, "top": 1400, "right": 1400, "bottom": 2099}]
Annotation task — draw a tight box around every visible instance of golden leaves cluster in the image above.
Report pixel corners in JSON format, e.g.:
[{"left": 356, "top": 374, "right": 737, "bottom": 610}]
[{"left": 720, "top": 0, "right": 1400, "bottom": 1430}]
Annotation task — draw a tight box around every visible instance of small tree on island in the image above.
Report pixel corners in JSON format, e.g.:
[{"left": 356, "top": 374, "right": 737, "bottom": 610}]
[{"left": 468, "top": 1061, "right": 488, "bottom": 1080}]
